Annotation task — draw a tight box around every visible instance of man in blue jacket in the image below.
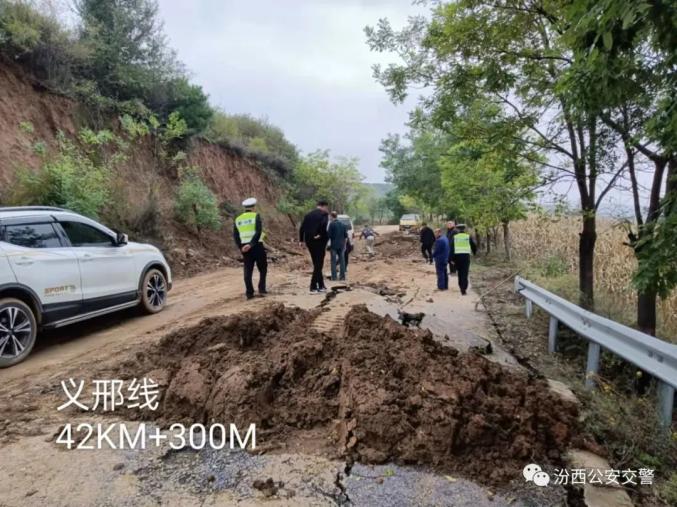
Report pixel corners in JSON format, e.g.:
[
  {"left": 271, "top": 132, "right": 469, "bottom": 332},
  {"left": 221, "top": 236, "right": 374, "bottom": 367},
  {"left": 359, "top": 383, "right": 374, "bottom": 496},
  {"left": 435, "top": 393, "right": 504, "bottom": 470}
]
[
  {"left": 432, "top": 228, "right": 450, "bottom": 290},
  {"left": 327, "top": 211, "right": 348, "bottom": 281}
]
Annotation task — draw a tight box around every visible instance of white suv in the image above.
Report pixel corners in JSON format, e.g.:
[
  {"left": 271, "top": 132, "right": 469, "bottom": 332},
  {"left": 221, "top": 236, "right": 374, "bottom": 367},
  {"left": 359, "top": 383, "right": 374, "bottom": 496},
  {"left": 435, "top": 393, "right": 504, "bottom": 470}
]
[{"left": 0, "top": 207, "right": 172, "bottom": 367}]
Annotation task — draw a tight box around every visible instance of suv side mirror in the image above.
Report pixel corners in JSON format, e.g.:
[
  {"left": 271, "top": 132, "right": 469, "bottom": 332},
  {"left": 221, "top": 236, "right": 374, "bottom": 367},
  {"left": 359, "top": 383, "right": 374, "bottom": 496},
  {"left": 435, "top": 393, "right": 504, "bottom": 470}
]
[{"left": 116, "top": 233, "right": 129, "bottom": 246}]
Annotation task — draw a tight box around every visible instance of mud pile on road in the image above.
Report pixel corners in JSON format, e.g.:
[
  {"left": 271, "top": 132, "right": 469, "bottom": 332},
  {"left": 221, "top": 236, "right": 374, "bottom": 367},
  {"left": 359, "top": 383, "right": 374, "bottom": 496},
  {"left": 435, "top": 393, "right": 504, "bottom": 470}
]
[
  {"left": 374, "top": 232, "right": 419, "bottom": 259},
  {"left": 125, "top": 304, "right": 578, "bottom": 484}
]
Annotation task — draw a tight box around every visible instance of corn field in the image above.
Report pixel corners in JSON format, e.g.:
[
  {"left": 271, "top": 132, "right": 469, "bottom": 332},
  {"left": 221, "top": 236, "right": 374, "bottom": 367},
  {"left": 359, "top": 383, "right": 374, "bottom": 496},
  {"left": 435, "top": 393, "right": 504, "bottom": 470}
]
[{"left": 508, "top": 214, "right": 677, "bottom": 340}]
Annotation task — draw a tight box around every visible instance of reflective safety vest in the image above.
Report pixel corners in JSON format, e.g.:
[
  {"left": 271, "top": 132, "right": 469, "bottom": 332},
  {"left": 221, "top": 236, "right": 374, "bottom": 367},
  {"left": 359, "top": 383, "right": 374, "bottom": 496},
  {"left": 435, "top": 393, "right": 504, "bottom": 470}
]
[
  {"left": 235, "top": 212, "right": 260, "bottom": 244},
  {"left": 454, "top": 232, "right": 471, "bottom": 254}
]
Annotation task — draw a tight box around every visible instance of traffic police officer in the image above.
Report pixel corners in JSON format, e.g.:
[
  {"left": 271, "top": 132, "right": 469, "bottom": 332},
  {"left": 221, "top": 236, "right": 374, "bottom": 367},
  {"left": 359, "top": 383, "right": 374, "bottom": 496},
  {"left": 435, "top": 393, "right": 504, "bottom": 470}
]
[
  {"left": 450, "top": 224, "right": 477, "bottom": 295},
  {"left": 234, "top": 197, "right": 267, "bottom": 299}
]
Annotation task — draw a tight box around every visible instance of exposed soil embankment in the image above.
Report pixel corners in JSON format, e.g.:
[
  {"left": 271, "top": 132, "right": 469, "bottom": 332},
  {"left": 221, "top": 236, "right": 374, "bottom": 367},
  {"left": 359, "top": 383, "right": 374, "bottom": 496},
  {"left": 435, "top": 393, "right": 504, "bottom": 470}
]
[
  {"left": 0, "top": 59, "right": 294, "bottom": 274},
  {"left": 123, "top": 303, "right": 578, "bottom": 485}
]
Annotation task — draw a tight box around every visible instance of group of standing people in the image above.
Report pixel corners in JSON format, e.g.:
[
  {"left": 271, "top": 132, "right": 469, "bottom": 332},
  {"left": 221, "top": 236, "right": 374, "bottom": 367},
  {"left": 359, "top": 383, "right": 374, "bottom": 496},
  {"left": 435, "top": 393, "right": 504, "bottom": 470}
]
[
  {"left": 420, "top": 220, "right": 477, "bottom": 295},
  {"left": 235, "top": 198, "right": 378, "bottom": 298},
  {"left": 233, "top": 196, "right": 476, "bottom": 300},
  {"left": 298, "top": 201, "right": 360, "bottom": 294}
]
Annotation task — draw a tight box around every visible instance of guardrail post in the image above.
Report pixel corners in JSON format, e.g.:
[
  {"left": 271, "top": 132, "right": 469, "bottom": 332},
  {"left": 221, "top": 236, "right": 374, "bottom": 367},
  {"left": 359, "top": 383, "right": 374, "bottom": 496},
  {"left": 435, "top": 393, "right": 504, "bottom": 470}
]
[
  {"left": 657, "top": 381, "right": 675, "bottom": 428},
  {"left": 585, "top": 342, "right": 601, "bottom": 389},
  {"left": 548, "top": 316, "right": 558, "bottom": 353},
  {"left": 525, "top": 300, "right": 533, "bottom": 319}
]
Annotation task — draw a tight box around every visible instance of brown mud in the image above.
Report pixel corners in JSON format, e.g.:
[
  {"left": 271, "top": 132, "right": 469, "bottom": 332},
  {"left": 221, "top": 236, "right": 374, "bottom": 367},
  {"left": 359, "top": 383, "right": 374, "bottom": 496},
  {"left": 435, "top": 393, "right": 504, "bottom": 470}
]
[
  {"left": 373, "top": 232, "right": 420, "bottom": 259},
  {"left": 118, "top": 303, "right": 578, "bottom": 486}
]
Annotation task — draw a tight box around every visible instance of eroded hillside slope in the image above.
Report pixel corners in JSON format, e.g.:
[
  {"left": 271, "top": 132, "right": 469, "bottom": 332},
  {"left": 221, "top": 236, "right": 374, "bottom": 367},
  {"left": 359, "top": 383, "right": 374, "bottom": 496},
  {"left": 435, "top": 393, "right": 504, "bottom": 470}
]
[{"left": 0, "top": 58, "right": 294, "bottom": 274}]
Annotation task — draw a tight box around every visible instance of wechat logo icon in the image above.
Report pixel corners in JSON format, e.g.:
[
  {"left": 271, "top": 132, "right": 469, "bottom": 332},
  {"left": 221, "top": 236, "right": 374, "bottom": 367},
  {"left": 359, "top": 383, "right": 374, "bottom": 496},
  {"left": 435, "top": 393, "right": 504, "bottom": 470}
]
[{"left": 523, "top": 464, "right": 550, "bottom": 487}]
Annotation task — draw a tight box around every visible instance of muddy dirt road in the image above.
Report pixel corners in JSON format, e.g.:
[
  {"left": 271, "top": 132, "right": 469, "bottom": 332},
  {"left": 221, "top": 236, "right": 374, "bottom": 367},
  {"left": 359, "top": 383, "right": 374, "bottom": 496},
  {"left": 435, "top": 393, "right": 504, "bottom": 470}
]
[
  {"left": 0, "top": 227, "right": 504, "bottom": 388},
  {"left": 0, "top": 228, "right": 575, "bottom": 506}
]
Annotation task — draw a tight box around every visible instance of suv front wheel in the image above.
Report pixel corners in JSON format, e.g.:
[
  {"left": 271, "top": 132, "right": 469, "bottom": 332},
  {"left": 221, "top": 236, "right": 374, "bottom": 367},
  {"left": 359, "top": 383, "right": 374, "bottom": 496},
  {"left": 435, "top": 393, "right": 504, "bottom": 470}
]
[
  {"left": 141, "top": 268, "right": 168, "bottom": 314},
  {"left": 0, "top": 298, "right": 38, "bottom": 368}
]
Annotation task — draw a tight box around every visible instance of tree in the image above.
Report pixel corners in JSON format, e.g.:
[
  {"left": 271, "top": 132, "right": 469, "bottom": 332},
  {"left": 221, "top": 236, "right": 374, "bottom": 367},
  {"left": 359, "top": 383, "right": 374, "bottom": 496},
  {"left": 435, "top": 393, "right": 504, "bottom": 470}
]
[
  {"left": 281, "top": 150, "right": 365, "bottom": 221},
  {"left": 367, "top": 196, "right": 390, "bottom": 224},
  {"left": 366, "top": 0, "right": 628, "bottom": 309},
  {"left": 174, "top": 166, "right": 221, "bottom": 233},
  {"left": 351, "top": 189, "right": 390, "bottom": 225},
  {"left": 7, "top": 132, "right": 112, "bottom": 219},
  {"left": 0, "top": 1, "right": 212, "bottom": 132},
  {"left": 383, "top": 189, "right": 408, "bottom": 222},
  {"left": 296, "top": 150, "right": 364, "bottom": 212},
  {"left": 438, "top": 101, "right": 539, "bottom": 259},
  {"left": 634, "top": 186, "right": 677, "bottom": 302},
  {"left": 345, "top": 184, "right": 373, "bottom": 223},
  {"left": 0, "top": 0, "right": 82, "bottom": 89},
  {"left": 204, "top": 111, "right": 300, "bottom": 176},
  {"left": 159, "top": 78, "right": 212, "bottom": 133},
  {"left": 379, "top": 126, "right": 451, "bottom": 217},
  {"left": 562, "top": 0, "right": 676, "bottom": 334},
  {"left": 76, "top": 0, "right": 179, "bottom": 101}
]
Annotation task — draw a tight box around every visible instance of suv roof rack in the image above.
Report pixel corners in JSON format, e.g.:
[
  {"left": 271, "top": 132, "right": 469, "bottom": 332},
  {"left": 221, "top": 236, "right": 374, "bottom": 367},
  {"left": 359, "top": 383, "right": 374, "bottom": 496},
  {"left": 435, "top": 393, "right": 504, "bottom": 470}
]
[{"left": 0, "top": 206, "right": 66, "bottom": 212}]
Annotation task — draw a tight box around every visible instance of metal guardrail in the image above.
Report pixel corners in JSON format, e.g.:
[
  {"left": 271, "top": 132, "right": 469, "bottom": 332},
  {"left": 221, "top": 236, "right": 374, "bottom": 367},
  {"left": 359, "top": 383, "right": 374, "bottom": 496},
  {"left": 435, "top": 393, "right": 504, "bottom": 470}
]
[{"left": 514, "top": 276, "right": 677, "bottom": 427}]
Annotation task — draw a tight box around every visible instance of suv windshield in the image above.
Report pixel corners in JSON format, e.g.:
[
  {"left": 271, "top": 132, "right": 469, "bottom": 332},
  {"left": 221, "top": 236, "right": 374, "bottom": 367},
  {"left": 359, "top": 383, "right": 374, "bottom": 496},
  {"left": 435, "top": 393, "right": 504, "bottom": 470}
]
[{"left": 338, "top": 218, "right": 352, "bottom": 230}]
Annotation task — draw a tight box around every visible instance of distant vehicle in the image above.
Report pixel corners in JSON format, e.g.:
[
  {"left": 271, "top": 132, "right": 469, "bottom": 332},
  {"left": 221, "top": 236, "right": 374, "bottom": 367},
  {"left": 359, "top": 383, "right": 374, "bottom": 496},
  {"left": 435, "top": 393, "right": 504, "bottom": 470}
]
[
  {"left": 399, "top": 213, "right": 421, "bottom": 233},
  {"left": 0, "top": 206, "right": 172, "bottom": 367},
  {"left": 327, "top": 214, "right": 355, "bottom": 249},
  {"left": 337, "top": 214, "right": 354, "bottom": 239}
]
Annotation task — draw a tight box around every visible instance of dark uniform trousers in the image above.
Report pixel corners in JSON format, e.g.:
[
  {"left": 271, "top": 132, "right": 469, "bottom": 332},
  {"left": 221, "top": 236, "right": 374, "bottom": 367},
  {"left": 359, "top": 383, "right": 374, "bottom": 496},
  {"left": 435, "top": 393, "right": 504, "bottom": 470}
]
[
  {"left": 448, "top": 255, "right": 457, "bottom": 274},
  {"left": 243, "top": 242, "right": 267, "bottom": 296},
  {"left": 454, "top": 254, "right": 471, "bottom": 293},
  {"left": 306, "top": 239, "right": 327, "bottom": 291},
  {"left": 447, "top": 231, "right": 457, "bottom": 273},
  {"left": 421, "top": 243, "right": 433, "bottom": 263}
]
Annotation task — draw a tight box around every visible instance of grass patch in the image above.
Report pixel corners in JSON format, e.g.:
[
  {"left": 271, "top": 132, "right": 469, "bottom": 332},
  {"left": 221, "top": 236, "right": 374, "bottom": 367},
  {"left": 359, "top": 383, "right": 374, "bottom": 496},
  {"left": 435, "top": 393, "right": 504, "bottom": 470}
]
[{"left": 579, "top": 383, "right": 676, "bottom": 503}]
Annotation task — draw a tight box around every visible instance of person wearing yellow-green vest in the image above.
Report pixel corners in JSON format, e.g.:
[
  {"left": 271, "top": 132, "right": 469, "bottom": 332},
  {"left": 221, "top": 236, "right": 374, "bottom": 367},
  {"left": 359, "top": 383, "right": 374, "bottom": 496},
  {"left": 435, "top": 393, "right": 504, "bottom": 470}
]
[
  {"left": 450, "top": 224, "right": 477, "bottom": 295},
  {"left": 234, "top": 198, "right": 267, "bottom": 300}
]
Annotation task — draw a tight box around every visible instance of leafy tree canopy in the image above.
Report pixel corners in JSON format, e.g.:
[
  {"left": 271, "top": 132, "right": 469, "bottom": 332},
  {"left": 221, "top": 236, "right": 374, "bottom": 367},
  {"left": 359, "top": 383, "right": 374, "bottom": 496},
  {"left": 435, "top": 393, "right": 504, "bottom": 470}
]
[
  {"left": 280, "top": 150, "right": 365, "bottom": 219},
  {"left": 0, "top": 0, "right": 212, "bottom": 132},
  {"left": 204, "top": 110, "right": 300, "bottom": 177}
]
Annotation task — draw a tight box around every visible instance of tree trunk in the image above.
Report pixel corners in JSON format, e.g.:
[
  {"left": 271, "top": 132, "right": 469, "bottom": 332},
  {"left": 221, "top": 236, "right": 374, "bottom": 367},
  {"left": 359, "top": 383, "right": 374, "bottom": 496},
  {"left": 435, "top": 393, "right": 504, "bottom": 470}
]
[
  {"left": 637, "top": 289, "right": 657, "bottom": 336},
  {"left": 633, "top": 158, "right": 668, "bottom": 335},
  {"left": 485, "top": 232, "right": 491, "bottom": 254},
  {"left": 579, "top": 214, "right": 596, "bottom": 309},
  {"left": 502, "top": 221, "right": 511, "bottom": 261}
]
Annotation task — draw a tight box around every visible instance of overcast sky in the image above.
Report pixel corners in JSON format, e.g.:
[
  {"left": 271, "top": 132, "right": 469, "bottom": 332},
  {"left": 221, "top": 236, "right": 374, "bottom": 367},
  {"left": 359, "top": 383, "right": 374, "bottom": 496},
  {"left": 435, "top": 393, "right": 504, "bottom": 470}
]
[
  {"left": 152, "top": 0, "right": 655, "bottom": 216},
  {"left": 157, "top": 0, "right": 423, "bottom": 183}
]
